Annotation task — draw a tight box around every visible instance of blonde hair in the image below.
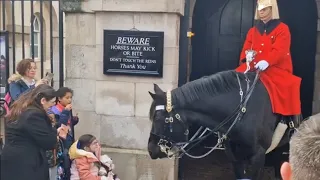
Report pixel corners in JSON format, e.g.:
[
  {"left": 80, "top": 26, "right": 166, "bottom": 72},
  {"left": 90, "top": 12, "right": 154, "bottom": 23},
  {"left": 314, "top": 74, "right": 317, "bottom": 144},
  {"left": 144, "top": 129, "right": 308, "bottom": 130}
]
[
  {"left": 254, "top": 0, "right": 280, "bottom": 20},
  {"left": 289, "top": 115, "right": 320, "bottom": 180}
]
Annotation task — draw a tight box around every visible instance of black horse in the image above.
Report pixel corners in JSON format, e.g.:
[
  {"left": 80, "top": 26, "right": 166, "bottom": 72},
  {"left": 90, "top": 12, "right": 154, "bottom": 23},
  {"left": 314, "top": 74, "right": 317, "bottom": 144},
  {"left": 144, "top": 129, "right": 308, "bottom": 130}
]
[{"left": 147, "top": 70, "right": 299, "bottom": 180}]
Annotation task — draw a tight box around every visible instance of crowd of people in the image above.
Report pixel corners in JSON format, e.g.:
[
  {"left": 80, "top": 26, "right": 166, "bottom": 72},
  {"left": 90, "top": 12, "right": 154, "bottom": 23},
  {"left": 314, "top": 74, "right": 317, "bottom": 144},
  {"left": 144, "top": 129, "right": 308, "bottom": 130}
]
[{"left": 0, "top": 59, "right": 119, "bottom": 180}]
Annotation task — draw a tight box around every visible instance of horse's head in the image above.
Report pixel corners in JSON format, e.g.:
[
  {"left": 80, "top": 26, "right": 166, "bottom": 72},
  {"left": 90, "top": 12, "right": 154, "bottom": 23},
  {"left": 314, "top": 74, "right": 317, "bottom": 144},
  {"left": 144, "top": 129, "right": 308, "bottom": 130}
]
[{"left": 148, "top": 84, "right": 189, "bottom": 159}]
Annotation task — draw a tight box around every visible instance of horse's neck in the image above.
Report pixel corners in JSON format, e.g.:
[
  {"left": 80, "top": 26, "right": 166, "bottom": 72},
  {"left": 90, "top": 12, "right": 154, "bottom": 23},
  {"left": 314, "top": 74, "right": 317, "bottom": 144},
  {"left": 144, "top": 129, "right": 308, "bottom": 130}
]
[
  {"left": 182, "top": 88, "right": 243, "bottom": 132},
  {"left": 183, "top": 110, "right": 223, "bottom": 130},
  {"left": 174, "top": 72, "right": 255, "bottom": 131}
]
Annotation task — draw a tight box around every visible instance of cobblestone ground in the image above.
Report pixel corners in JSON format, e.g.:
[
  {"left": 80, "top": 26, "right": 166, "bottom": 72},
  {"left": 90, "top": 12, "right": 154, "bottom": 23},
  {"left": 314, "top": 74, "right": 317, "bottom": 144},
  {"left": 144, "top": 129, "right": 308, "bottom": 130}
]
[{"left": 179, "top": 150, "right": 276, "bottom": 180}]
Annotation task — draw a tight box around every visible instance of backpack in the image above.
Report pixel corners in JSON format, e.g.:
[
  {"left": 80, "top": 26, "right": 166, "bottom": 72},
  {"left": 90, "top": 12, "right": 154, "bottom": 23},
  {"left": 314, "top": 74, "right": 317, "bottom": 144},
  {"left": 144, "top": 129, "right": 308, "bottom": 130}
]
[
  {"left": 3, "top": 92, "right": 11, "bottom": 115},
  {"left": 3, "top": 80, "right": 27, "bottom": 115}
]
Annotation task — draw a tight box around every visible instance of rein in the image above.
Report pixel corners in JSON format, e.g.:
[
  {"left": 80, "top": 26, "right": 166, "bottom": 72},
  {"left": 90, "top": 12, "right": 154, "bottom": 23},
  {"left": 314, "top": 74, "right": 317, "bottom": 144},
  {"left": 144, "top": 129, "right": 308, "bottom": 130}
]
[{"left": 151, "top": 71, "right": 261, "bottom": 158}]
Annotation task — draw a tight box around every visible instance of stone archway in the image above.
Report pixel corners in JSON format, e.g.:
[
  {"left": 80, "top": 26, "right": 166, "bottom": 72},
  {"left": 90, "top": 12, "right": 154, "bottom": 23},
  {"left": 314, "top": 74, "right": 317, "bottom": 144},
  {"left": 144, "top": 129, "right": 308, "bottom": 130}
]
[
  {"left": 178, "top": 0, "right": 318, "bottom": 179},
  {"left": 33, "top": 1, "right": 59, "bottom": 32}
]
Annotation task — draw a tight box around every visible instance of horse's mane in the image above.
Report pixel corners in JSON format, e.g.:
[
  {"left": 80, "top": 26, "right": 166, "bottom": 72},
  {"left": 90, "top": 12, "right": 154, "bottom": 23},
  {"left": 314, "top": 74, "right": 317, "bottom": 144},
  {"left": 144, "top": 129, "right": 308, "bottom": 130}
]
[
  {"left": 149, "top": 100, "right": 156, "bottom": 121},
  {"left": 148, "top": 70, "right": 256, "bottom": 120},
  {"left": 172, "top": 70, "right": 254, "bottom": 107}
]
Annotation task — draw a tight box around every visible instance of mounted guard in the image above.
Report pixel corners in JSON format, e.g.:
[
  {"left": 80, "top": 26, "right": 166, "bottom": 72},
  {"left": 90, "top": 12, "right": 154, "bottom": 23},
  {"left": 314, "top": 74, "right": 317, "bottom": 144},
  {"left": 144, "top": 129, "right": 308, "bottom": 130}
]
[
  {"left": 146, "top": 0, "right": 303, "bottom": 179},
  {"left": 236, "top": 0, "right": 301, "bottom": 118}
]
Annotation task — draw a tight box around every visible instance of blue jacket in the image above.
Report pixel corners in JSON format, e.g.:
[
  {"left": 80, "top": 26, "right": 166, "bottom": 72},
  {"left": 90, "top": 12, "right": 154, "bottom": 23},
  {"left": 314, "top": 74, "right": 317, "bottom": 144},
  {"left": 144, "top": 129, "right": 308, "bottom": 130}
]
[
  {"left": 8, "top": 74, "right": 35, "bottom": 101},
  {"left": 49, "top": 105, "right": 79, "bottom": 149}
]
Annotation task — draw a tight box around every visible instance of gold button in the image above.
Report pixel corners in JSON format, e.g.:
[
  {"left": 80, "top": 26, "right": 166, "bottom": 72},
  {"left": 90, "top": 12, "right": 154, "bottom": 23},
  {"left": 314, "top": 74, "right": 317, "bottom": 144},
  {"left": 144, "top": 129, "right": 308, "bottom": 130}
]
[
  {"left": 261, "top": 43, "right": 264, "bottom": 46},
  {"left": 259, "top": 51, "right": 262, "bottom": 53}
]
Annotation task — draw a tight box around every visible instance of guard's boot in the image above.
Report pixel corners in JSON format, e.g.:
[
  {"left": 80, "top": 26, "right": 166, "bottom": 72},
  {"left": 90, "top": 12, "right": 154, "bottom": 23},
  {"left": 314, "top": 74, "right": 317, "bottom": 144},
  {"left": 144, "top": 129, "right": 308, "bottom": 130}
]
[
  {"left": 266, "top": 120, "right": 287, "bottom": 154},
  {"left": 292, "top": 114, "right": 302, "bottom": 128}
]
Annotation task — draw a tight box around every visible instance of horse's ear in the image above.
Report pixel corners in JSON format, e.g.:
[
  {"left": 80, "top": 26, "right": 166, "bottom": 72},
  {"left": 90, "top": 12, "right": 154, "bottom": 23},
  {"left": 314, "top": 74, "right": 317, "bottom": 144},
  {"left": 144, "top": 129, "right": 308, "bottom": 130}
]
[
  {"left": 153, "top": 84, "right": 164, "bottom": 94},
  {"left": 148, "top": 91, "right": 156, "bottom": 100}
]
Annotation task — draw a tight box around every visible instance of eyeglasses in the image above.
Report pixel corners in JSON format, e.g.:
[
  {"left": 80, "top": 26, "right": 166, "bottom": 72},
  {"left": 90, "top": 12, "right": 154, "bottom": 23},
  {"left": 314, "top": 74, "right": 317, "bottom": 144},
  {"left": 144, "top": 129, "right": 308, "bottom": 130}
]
[{"left": 91, "top": 140, "right": 99, "bottom": 145}]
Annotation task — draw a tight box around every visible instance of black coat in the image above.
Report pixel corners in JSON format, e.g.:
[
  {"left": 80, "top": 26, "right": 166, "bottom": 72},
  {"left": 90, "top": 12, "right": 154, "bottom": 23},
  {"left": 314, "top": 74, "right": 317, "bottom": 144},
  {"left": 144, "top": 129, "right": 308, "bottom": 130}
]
[{"left": 0, "top": 107, "right": 57, "bottom": 180}]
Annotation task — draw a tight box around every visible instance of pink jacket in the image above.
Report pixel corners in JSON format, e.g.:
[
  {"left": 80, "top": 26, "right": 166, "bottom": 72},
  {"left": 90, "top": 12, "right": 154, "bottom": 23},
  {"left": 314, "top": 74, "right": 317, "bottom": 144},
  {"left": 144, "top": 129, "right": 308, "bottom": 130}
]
[
  {"left": 70, "top": 156, "right": 101, "bottom": 180},
  {"left": 69, "top": 141, "right": 102, "bottom": 180}
]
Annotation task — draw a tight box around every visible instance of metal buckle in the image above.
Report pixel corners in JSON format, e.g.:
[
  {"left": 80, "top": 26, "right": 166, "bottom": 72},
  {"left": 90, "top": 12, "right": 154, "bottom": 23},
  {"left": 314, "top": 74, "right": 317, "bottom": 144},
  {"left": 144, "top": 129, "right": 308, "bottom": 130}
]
[{"left": 289, "top": 121, "right": 295, "bottom": 128}]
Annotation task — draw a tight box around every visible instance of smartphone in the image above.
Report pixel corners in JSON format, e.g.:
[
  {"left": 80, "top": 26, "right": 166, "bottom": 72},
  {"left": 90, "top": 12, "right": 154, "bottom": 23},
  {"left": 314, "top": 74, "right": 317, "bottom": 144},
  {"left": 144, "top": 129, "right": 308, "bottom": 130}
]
[{"left": 44, "top": 72, "right": 54, "bottom": 82}]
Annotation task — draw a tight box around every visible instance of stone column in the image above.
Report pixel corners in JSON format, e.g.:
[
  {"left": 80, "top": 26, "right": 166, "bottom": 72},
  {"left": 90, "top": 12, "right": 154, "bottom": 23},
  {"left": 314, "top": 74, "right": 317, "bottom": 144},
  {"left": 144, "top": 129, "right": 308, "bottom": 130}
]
[
  {"left": 313, "top": 0, "right": 320, "bottom": 114},
  {"left": 62, "top": 0, "right": 183, "bottom": 179}
]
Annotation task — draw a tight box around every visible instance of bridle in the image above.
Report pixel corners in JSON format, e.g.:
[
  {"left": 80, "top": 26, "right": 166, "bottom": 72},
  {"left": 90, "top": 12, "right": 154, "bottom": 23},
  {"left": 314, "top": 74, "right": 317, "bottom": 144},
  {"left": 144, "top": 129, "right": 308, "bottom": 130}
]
[
  {"left": 150, "top": 90, "right": 190, "bottom": 157},
  {"left": 150, "top": 71, "right": 261, "bottom": 159}
]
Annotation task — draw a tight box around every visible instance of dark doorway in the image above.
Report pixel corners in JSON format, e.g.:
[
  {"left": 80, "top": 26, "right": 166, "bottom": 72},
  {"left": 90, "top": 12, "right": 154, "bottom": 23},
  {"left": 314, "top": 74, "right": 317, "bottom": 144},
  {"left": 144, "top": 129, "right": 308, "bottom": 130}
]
[
  {"left": 278, "top": 0, "right": 318, "bottom": 118},
  {"left": 180, "top": 0, "right": 318, "bottom": 179},
  {"left": 189, "top": 0, "right": 256, "bottom": 81}
]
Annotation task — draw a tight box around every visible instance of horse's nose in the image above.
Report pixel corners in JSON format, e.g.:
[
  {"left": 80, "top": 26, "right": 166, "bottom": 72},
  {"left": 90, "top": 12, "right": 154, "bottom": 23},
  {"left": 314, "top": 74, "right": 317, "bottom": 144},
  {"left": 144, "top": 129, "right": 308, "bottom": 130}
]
[{"left": 148, "top": 150, "right": 159, "bottom": 159}]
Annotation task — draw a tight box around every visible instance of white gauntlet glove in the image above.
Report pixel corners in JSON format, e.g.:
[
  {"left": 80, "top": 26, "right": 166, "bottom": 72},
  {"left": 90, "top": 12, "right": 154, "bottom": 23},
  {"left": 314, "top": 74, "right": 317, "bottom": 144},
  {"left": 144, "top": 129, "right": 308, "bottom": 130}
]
[{"left": 254, "top": 60, "right": 269, "bottom": 71}]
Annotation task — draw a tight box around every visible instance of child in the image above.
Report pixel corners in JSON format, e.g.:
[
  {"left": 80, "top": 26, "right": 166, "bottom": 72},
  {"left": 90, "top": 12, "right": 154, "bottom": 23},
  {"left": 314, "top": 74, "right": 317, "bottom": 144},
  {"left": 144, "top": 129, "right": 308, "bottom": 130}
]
[
  {"left": 49, "top": 87, "right": 79, "bottom": 149},
  {"left": 48, "top": 87, "right": 79, "bottom": 179},
  {"left": 46, "top": 114, "right": 65, "bottom": 180},
  {"left": 69, "top": 134, "right": 119, "bottom": 180}
]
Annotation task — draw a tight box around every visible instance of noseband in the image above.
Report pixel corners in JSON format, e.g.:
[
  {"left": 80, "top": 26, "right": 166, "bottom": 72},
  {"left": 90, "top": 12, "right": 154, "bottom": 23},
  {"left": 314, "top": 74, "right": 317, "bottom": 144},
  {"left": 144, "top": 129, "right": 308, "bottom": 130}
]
[
  {"left": 151, "top": 91, "right": 190, "bottom": 157},
  {"left": 151, "top": 72, "right": 260, "bottom": 158}
]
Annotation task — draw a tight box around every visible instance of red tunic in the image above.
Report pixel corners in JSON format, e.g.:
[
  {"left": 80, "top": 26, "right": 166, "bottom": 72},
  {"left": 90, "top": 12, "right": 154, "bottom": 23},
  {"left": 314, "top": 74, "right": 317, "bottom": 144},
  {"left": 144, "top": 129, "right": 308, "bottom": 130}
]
[{"left": 236, "top": 20, "right": 301, "bottom": 115}]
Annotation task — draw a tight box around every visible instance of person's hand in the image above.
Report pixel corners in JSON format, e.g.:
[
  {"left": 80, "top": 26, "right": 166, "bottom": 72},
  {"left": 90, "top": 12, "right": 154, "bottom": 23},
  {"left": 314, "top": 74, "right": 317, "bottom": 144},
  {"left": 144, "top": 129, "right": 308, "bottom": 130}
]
[
  {"left": 57, "top": 127, "right": 62, "bottom": 133},
  {"left": 254, "top": 60, "right": 269, "bottom": 71},
  {"left": 65, "top": 104, "right": 72, "bottom": 111},
  {"left": 35, "top": 79, "right": 48, "bottom": 87},
  {"left": 73, "top": 113, "right": 79, "bottom": 121}
]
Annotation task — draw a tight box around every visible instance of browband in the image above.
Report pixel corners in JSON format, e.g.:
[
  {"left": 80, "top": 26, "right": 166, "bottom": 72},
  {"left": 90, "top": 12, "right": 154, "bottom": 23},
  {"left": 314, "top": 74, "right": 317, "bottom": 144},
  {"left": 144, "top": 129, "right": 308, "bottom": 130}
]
[{"left": 155, "top": 105, "right": 165, "bottom": 111}]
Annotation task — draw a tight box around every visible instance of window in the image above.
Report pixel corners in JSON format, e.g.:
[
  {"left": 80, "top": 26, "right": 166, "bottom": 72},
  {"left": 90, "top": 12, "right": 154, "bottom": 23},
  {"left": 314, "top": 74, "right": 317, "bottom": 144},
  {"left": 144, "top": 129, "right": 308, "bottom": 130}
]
[{"left": 30, "top": 15, "right": 40, "bottom": 58}]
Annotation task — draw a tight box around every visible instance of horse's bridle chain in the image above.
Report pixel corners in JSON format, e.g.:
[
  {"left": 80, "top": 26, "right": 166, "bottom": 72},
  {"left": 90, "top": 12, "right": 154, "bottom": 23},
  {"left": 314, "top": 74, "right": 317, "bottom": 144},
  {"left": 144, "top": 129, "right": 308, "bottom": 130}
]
[{"left": 154, "top": 72, "right": 260, "bottom": 159}]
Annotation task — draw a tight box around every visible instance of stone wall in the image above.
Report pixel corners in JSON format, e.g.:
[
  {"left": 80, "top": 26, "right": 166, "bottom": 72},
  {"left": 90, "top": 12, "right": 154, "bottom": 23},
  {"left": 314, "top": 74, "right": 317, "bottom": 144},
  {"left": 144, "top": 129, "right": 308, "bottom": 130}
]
[
  {"left": 313, "top": 0, "right": 320, "bottom": 113},
  {"left": 63, "top": 0, "right": 183, "bottom": 179}
]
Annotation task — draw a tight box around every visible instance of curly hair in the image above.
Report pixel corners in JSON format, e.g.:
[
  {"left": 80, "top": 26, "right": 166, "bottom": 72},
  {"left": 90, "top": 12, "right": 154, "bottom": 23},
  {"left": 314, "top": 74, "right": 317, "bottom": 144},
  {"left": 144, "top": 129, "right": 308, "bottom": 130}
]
[
  {"left": 16, "top": 58, "right": 35, "bottom": 76},
  {"left": 7, "top": 84, "right": 56, "bottom": 121}
]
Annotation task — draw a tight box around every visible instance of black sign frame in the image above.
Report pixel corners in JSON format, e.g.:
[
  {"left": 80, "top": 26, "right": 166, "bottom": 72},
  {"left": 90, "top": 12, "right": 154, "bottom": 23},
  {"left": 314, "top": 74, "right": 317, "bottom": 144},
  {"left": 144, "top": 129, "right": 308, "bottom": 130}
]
[
  {"left": 0, "top": 31, "right": 9, "bottom": 98},
  {"left": 103, "top": 30, "right": 164, "bottom": 77}
]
